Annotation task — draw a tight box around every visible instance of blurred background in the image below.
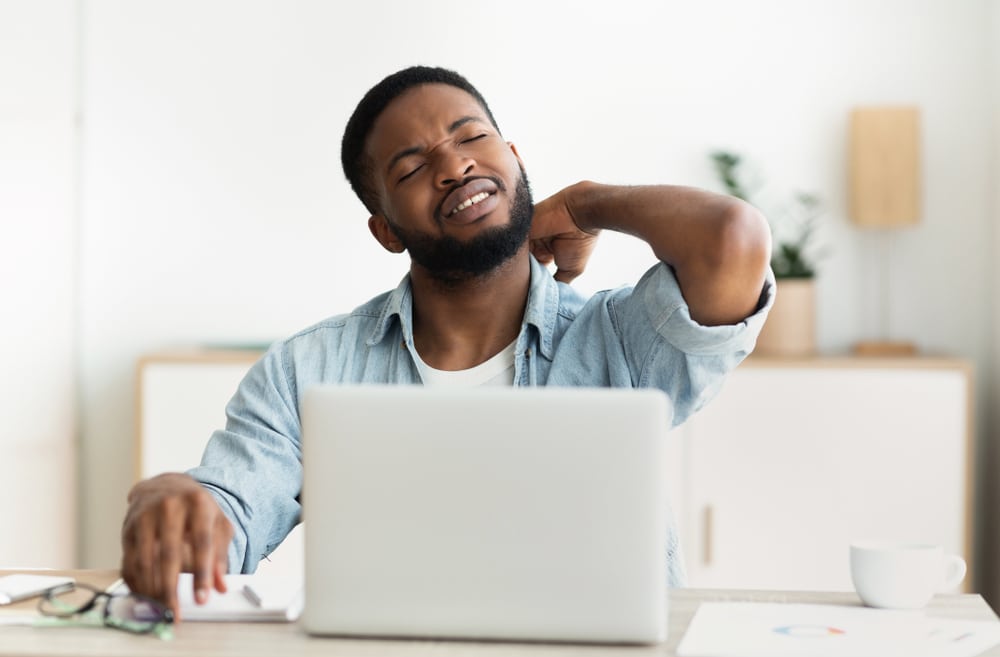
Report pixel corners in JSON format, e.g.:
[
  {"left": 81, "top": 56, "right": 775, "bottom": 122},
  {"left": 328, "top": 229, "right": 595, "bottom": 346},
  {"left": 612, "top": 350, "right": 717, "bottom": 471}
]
[{"left": 2, "top": 0, "right": 998, "bottom": 604}]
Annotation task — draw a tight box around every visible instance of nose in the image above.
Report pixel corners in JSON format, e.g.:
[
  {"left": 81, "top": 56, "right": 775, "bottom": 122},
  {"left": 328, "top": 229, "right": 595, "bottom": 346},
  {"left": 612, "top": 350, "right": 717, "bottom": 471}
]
[{"left": 433, "top": 149, "right": 475, "bottom": 188}]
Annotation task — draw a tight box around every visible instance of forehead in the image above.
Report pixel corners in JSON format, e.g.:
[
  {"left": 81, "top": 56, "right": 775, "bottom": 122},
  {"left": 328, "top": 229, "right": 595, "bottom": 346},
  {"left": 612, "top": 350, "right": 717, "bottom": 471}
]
[{"left": 366, "top": 83, "right": 492, "bottom": 164}]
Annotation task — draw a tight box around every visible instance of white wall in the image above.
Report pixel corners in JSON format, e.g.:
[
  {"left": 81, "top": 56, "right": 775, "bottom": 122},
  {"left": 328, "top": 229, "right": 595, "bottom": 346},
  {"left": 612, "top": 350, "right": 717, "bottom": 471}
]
[
  {"left": 0, "top": 0, "right": 77, "bottom": 566},
  {"left": 2, "top": 0, "right": 993, "bottom": 597}
]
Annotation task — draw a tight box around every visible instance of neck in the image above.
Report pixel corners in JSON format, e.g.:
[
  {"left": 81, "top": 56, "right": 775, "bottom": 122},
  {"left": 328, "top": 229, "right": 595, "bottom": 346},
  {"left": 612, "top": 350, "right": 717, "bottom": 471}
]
[{"left": 409, "top": 248, "right": 531, "bottom": 371}]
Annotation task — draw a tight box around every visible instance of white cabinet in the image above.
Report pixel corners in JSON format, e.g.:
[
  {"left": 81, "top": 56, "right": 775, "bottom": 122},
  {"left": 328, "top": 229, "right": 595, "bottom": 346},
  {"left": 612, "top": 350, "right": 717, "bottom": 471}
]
[
  {"left": 137, "top": 350, "right": 303, "bottom": 577},
  {"left": 139, "top": 352, "right": 972, "bottom": 592},
  {"left": 137, "top": 351, "right": 260, "bottom": 480},
  {"left": 667, "top": 357, "right": 971, "bottom": 592}
]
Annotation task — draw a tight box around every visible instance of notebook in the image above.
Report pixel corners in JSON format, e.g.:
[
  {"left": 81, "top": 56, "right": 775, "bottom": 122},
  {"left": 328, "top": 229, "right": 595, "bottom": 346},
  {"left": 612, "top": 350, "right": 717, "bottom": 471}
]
[
  {"left": 300, "top": 384, "right": 670, "bottom": 644},
  {"left": 116, "top": 573, "right": 303, "bottom": 622}
]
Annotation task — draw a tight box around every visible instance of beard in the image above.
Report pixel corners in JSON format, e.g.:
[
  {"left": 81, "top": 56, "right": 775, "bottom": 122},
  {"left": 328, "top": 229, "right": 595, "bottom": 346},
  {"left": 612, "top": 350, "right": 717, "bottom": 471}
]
[{"left": 386, "top": 168, "right": 534, "bottom": 285}]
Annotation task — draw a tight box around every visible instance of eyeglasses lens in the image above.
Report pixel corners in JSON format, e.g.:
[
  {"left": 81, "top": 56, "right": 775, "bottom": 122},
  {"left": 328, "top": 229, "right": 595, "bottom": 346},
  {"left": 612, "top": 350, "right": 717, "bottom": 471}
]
[
  {"left": 39, "top": 586, "right": 96, "bottom": 617},
  {"left": 106, "top": 595, "right": 173, "bottom": 631}
]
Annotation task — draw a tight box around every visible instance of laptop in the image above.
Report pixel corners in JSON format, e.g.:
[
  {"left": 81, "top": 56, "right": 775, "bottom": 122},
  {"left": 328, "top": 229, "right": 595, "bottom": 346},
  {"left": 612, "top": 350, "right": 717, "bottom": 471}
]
[{"left": 300, "top": 384, "right": 669, "bottom": 644}]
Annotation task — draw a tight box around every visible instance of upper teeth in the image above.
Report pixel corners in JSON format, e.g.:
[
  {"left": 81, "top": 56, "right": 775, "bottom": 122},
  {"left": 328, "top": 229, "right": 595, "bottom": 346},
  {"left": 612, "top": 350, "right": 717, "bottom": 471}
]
[{"left": 451, "top": 192, "right": 490, "bottom": 215}]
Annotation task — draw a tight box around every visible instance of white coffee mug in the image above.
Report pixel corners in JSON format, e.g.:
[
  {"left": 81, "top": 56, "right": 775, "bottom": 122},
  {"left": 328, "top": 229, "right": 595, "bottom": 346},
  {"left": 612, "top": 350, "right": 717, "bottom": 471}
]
[{"left": 850, "top": 540, "right": 967, "bottom": 609}]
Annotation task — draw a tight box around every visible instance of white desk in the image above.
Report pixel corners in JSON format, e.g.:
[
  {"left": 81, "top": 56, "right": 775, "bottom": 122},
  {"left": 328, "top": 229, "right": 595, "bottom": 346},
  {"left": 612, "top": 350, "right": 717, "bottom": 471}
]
[{"left": 1, "top": 570, "right": 998, "bottom": 656}]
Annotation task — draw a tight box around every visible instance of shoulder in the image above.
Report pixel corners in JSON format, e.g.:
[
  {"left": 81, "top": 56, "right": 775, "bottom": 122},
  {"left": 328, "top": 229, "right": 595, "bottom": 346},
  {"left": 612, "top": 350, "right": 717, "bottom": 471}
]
[
  {"left": 255, "top": 289, "right": 398, "bottom": 376},
  {"left": 284, "top": 290, "right": 392, "bottom": 344},
  {"left": 239, "top": 288, "right": 401, "bottom": 397}
]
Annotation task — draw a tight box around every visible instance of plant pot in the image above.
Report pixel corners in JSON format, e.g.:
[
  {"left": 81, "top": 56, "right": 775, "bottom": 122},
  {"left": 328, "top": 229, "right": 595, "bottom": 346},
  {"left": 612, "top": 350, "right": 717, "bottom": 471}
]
[{"left": 755, "top": 278, "right": 816, "bottom": 357}]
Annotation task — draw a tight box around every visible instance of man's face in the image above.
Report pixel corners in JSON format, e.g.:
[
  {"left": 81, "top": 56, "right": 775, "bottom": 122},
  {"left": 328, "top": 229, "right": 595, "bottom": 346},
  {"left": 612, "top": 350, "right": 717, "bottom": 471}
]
[{"left": 365, "top": 84, "right": 533, "bottom": 283}]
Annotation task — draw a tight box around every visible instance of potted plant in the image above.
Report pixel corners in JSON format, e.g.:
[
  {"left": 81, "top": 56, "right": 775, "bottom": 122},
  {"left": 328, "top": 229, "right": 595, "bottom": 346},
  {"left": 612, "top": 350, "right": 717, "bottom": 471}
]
[{"left": 711, "top": 151, "right": 824, "bottom": 356}]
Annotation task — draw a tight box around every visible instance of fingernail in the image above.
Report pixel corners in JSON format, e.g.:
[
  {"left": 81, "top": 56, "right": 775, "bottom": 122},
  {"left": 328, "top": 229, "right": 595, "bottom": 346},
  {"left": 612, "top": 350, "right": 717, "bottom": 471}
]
[{"left": 195, "top": 589, "right": 208, "bottom": 604}]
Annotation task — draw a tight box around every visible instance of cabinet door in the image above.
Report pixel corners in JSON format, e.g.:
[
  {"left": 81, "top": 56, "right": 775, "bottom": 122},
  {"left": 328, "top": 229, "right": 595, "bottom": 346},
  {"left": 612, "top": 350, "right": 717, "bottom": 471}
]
[
  {"left": 679, "top": 366, "right": 968, "bottom": 591},
  {"left": 138, "top": 359, "right": 254, "bottom": 478}
]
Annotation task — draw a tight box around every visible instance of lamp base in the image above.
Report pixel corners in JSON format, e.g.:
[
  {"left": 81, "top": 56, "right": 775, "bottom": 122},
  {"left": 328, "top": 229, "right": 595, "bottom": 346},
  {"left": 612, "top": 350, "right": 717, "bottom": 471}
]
[{"left": 852, "top": 340, "right": 918, "bottom": 357}]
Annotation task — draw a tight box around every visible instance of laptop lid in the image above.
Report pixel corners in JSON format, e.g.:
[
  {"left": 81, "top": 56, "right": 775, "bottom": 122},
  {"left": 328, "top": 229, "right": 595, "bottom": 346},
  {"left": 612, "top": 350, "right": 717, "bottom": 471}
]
[{"left": 301, "top": 384, "right": 669, "bottom": 644}]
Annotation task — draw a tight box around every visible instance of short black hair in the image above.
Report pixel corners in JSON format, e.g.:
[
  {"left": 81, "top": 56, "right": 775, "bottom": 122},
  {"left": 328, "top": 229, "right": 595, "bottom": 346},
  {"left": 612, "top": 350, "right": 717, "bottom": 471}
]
[{"left": 341, "top": 66, "right": 501, "bottom": 214}]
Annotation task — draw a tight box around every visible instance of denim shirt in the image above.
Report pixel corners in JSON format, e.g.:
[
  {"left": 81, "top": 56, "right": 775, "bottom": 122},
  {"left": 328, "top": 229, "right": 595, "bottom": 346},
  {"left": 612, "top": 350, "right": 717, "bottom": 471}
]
[{"left": 188, "top": 256, "right": 775, "bottom": 587}]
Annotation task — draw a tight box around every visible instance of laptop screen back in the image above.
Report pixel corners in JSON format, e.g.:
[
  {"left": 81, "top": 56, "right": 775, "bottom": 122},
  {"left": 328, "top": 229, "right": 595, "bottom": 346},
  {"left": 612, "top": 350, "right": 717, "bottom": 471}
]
[{"left": 301, "top": 385, "right": 669, "bottom": 644}]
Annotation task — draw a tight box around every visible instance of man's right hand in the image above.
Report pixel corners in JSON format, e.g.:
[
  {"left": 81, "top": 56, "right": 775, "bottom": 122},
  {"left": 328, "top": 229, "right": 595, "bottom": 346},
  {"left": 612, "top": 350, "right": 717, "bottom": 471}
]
[{"left": 121, "top": 473, "right": 233, "bottom": 619}]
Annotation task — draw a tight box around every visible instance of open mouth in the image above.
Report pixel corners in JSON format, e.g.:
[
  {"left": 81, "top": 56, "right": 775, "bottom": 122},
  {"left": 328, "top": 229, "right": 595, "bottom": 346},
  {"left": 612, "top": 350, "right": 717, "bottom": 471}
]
[
  {"left": 449, "top": 191, "right": 493, "bottom": 216},
  {"left": 440, "top": 178, "right": 501, "bottom": 220}
]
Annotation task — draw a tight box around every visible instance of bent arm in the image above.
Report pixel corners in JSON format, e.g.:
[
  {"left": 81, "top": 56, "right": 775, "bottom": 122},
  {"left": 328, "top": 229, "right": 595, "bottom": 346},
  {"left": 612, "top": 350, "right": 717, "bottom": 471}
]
[
  {"left": 565, "top": 181, "right": 771, "bottom": 326},
  {"left": 187, "top": 345, "right": 303, "bottom": 574},
  {"left": 122, "top": 345, "right": 303, "bottom": 618}
]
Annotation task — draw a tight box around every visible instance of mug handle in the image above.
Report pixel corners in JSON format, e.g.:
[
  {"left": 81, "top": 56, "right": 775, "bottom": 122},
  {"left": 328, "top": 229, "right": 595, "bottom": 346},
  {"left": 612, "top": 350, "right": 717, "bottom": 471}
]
[{"left": 942, "top": 555, "right": 968, "bottom": 591}]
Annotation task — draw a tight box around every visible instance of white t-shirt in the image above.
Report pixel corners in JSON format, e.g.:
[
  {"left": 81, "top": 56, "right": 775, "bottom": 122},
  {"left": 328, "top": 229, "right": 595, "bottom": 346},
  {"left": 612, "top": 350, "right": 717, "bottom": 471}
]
[{"left": 411, "top": 340, "right": 516, "bottom": 386}]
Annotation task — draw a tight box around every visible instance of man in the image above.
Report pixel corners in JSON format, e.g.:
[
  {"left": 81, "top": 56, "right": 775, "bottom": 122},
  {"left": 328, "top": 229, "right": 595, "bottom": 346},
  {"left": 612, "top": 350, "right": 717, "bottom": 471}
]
[{"left": 121, "top": 66, "right": 773, "bottom": 616}]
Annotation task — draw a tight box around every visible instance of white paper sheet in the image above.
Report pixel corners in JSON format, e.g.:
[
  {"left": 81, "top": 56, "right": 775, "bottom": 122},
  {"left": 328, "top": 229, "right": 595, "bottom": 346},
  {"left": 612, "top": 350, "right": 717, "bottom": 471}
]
[
  {"left": 677, "top": 602, "right": 1000, "bottom": 657},
  {"left": 178, "top": 573, "right": 303, "bottom": 622},
  {"left": 0, "top": 614, "right": 43, "bottom": 626},
  {"left": 119, "top": 573, "right": 303, "bottom": 622}
]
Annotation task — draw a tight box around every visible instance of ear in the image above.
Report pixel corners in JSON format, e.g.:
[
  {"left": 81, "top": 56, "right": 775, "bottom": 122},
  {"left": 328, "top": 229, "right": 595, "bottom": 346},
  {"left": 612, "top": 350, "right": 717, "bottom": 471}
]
[
  {"left": 507, "top": 141, "right": 525, "bottom": 170},
  {"left": 368, "top": 215, "right": 406, "bottom": 254},
  {"left": 507, "top": 141, "right": 524, "bottom": 169}
]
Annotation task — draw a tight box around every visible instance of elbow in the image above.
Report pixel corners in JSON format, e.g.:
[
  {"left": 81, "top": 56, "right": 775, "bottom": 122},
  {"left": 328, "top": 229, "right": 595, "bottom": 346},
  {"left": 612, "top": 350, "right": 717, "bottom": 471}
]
[
  {"left": 674, "top": 198, "right": 773, "bottom": 326},
  {"left": 713, "top": 199, "right": 772, "bottom": 282}
]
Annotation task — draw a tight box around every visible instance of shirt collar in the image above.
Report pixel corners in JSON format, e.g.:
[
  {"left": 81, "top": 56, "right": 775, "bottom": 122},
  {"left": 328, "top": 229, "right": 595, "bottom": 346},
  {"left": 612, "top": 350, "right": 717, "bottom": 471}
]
[
  {"left": 366, "top": 255, "right": 559, "bottom": 360},
  {"left": 522, "top": 255, "right": 558, "bottom": 360},
  {"left": 367, "top": 274, "right": 413, "bottom": 348}
]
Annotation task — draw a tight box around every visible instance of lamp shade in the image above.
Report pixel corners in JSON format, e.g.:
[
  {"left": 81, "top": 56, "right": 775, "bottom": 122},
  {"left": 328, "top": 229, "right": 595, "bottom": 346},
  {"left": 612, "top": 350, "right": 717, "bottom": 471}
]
[{"left": 848, "top": 107, "right": 921, "bottom": 227}]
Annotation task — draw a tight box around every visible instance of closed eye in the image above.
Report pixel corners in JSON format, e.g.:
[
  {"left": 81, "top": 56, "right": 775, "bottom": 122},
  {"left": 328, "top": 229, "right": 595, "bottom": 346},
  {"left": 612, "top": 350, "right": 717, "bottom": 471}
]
[
  {"left": 398, "top": 164, "right": 424, "bottom": 183},
  {"left": 461, "top": 134, "right": 488, "bottom": 144}
]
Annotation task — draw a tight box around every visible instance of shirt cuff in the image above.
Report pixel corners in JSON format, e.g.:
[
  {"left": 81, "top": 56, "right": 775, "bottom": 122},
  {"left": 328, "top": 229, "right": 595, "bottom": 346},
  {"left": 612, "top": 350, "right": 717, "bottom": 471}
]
[{"left": 642, "top": 262, "right": 776, "bottom": 356}]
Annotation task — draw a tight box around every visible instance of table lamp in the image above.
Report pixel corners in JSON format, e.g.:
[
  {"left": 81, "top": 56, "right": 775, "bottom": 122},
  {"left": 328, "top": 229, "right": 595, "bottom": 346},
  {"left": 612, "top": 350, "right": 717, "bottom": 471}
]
[{"left": 848, "top": 106, "right": 921, "bottom": 356}]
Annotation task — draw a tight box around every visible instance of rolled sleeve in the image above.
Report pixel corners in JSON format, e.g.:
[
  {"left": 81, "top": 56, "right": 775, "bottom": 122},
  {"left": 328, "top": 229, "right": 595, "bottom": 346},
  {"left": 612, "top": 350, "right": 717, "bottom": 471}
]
[
  {"left": 641, "top": 262, "right": 775, "bottom": 355},
  {"left": 613, "top": 262, "right": 775, "bottom": 426}
]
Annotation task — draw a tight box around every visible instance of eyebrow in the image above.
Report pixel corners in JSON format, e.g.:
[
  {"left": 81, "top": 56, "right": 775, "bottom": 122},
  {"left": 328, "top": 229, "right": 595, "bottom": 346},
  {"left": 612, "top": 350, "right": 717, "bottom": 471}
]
[{"left": 385, "top": 115, "right": 487, "bottom": 174}]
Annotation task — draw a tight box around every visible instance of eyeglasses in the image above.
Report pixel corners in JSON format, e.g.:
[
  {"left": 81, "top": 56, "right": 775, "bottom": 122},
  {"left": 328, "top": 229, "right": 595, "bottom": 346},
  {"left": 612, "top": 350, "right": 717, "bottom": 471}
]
[{"left": 37, "top": 582, "right": 174, "bottom": 639}]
